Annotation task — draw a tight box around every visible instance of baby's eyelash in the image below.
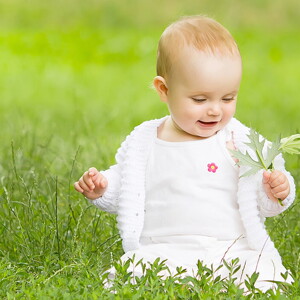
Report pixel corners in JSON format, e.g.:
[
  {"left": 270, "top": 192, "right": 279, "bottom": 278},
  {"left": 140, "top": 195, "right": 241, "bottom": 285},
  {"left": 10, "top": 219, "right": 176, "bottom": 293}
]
[{"left": 192, "top": 98, "right": 206, "bottom": 102}]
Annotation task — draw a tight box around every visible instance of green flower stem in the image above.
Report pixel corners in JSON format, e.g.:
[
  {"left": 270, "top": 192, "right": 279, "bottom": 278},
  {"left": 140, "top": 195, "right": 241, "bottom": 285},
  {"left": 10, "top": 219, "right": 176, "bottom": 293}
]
[{"left": 256, "top": 149, "right": 268, "bottom": 170}]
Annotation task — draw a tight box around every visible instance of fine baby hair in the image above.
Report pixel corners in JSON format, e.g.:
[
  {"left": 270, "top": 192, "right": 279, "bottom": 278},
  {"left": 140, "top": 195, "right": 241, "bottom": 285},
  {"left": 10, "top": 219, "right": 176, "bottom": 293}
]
[{"left": 156, "top": 15, "right": 240, "bottom": 79}]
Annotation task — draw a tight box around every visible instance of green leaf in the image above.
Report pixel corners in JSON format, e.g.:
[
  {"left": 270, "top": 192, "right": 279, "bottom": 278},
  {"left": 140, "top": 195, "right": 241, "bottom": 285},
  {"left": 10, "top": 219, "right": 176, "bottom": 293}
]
[
  {"left": 230, "top": 130, "right": 300, "bottom": 194},
  {"left": 245, "top": 129, "right": 268, "bottom": 170},
  {"left": 229, "top": 149, "right": 260, "bottom": 168},
  {"left": 245, "top": 129, "right": 265, "bottom": 154},
  {"left": 230, "top": 129, "right": 282, "bottom": 177},
  {"left": 280, "top": 134, "right": 300, "bottom": 154},
  {"left": 229, "top": 149, "right": 262, "bottom": 177},
  {"left": 241, "top": 167, "right": 263, "bottom": 177},
  {"left": 265, "top": 136, "right": 281, "bottom": 169}
]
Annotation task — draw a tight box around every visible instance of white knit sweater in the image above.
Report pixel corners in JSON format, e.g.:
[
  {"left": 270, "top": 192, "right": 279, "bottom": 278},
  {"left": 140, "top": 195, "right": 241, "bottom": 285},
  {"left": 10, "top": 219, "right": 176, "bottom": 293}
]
[{"left": 91, "top": 116, "right": 295, "bottom": 253}]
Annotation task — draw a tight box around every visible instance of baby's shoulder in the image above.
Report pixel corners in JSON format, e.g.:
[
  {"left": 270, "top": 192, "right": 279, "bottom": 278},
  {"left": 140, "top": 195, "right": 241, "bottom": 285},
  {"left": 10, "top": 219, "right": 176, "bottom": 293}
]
[
  {"left": 228, "top": 117, "right": 250, "bottom": 133},
  {"left": 120, "top": 116, "right": 168, "bottom": 147},
  {"left": 133, "top": 116, "right": 168, "bottom": 131}
]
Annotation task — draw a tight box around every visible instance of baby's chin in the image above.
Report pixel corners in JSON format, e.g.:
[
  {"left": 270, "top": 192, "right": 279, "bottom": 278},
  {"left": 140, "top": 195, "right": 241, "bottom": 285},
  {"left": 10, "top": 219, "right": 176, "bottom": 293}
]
[
  {"left": 183, "top": 129, "right": 218, "bottom": 140},
  {"left": 197, "top": 132, "right": 219, "bottom": 139}
]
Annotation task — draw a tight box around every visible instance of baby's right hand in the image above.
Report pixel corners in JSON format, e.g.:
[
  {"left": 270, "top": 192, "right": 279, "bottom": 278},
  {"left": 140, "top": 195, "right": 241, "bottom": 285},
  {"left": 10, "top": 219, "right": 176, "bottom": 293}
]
[{"left": 74, "top": 167, "right": 108, "bottom": 200}]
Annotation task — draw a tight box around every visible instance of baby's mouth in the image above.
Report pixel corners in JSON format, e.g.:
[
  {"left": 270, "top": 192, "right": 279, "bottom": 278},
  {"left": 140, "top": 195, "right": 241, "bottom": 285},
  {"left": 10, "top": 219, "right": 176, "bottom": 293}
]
[{"left": 197, "top": 120, "right": 219, "bottom": 127}]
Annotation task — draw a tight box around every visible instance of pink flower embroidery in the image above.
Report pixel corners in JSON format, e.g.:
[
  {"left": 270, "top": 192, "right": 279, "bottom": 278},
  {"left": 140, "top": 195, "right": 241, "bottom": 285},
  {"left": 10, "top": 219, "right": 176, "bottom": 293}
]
[{"left": 207, "top": 163, "right": 218, "bottom": 173}]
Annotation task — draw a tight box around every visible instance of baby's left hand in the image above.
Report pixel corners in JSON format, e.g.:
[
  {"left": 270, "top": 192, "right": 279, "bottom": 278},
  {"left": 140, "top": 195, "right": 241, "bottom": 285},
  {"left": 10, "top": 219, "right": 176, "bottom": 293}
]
[{"left": 263, "top": 170, "right": 290, "bottom": 203}]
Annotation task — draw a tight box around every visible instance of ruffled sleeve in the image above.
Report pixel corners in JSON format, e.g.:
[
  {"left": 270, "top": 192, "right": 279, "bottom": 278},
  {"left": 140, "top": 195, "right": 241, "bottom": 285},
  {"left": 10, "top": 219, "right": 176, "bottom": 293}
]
[{"left": 87, "top": 130, "right": 133, "bottom": 214}]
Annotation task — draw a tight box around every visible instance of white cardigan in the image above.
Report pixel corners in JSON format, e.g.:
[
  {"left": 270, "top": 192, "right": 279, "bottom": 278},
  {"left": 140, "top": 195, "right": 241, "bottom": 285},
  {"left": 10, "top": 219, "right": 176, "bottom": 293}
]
[{"left": 91, "top": 116, "right": 295, "bottom": 253}]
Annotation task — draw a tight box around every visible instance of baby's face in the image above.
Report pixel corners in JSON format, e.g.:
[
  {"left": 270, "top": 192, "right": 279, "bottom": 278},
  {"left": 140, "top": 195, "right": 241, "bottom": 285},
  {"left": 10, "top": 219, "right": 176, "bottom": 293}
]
[{"left": 164, "top": 47, "right": 242, "bottom": 139}]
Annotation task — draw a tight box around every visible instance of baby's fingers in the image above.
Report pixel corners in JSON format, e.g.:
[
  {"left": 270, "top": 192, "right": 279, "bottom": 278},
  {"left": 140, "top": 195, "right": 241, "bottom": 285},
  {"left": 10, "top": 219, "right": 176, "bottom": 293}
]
[
  {"left": 268, "top": 171, "right": 286, "bottom": 188},
  {"left": 271, "top": 181, "right": 290, "bottom": 200},
  {"left": 262, "top": 171, "right": 271, "bottom": 184},
  {"left": 82, "top": 170, "right": 97, "bottom": 190},
  {"left": 273, "top": 190, "right": 288, "bottom": 201},
  {"left": 79, "top": 175, "right": 94, "bottom": 192},
  {"left": 88, "top": 167, "right": 98, "bottom": 177},
  {"left": 74, "top": 181, "right": 84, "bottom": 193},
  {"left": 271, "top": 181, "right": 289, "bottom": 194},
  {"left": 94, "top": 174, "right": 108, "bottom": 193}
]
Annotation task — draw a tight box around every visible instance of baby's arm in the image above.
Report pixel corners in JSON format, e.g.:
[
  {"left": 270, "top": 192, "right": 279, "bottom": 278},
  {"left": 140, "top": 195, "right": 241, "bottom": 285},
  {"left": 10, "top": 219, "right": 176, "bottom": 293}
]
[
  {"left": 229, "top": 119, "right": 296, "bottom": 217},
  {"left": 74, "top": 164, "right": 121, "bottom": 214},
  {"left": 73, "top": 126, "right": 133, "bottom": 213}
]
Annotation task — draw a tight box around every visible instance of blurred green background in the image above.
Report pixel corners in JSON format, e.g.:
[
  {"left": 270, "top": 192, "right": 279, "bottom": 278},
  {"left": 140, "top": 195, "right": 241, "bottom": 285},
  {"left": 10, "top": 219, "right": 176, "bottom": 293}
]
[
  {"left": 1, "top": 0, "right": 299, "bottom": 139},
  {"left": 1, "top": 0, "right": 299, "bottom": 178},
  {"left": 1, "top": 0, "right": 300, "bottom": 30},
  {"left": 0, "top": 1, "right": 299, "bottom": 297}
]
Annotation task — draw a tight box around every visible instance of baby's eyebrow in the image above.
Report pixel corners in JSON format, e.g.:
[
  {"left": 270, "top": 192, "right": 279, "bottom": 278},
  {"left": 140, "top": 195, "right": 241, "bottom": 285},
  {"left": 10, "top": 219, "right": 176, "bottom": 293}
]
[
  {"left": 224, "top": 90, "right": 238, "bottom": 95},
  {"left": 190, "top": 90, "right": 239, "bottom": 96},
  {"left": 189, "top": 91, "right": 211, "bottom": 96},
  {"left": 222, "top": 91, "right": 239, "bottom": 97}
]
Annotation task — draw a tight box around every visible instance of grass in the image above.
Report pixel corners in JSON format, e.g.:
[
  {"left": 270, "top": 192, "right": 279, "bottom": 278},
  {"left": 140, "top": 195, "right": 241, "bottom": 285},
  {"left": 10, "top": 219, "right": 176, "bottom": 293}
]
[{"left": 0, "top": 1, "right": 300, "bottom": 298}]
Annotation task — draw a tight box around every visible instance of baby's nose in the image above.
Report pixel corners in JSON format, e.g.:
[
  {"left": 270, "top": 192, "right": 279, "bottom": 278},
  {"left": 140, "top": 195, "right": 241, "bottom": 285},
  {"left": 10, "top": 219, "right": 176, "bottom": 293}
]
[{"left": 207, "top": 104, "right": 221, "bottom": 116}]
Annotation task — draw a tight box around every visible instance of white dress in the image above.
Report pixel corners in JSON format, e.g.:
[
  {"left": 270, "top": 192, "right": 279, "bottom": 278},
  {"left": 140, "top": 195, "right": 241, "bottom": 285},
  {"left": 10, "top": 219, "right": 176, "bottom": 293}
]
[{"left": 107, "top": 127, "right": 291, "bottom": 291}]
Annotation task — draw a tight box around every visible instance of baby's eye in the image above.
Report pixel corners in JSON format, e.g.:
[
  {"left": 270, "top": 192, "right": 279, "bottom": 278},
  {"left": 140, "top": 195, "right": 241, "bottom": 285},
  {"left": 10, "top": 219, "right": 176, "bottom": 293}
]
[
  {"left": 192, "top": 98, "right": 206, "bottom": 103},
  {"left": 222, "top": 97, "right": 235, "bottom": 102}
]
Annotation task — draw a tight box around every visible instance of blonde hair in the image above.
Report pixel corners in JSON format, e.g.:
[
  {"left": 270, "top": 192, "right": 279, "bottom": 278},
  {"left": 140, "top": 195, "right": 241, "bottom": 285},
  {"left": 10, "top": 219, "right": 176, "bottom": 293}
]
[{"left": 156, "top": 15, "right": 240, "bottom": 78}]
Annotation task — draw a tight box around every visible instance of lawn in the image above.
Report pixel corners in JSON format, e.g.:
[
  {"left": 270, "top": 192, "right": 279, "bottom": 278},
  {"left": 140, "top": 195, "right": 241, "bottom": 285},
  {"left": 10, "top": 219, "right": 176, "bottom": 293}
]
[{"left": 0, "top": 1, "right": 299, "bottom": 298}]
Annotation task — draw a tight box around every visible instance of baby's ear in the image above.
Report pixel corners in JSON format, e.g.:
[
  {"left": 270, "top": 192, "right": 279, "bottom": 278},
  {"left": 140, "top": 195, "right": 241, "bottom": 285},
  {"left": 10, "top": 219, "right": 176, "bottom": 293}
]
[{"left": 153, "top": 76, "right": 168, "bottom": 102}]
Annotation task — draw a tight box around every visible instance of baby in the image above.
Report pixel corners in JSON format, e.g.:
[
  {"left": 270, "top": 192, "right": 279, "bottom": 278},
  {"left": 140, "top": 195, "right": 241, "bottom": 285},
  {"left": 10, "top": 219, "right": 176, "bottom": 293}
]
[{"left": 74, "top": 15, "right": 295, "bottom": 291}]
